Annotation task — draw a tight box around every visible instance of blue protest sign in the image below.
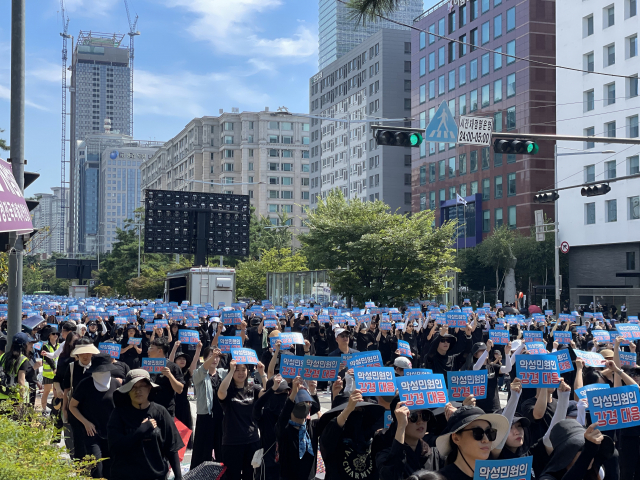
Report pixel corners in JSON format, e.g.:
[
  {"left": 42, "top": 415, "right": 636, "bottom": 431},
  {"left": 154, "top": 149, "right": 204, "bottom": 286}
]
[
  {"left": 231, "top": 348, "right": 259, "bottom": 365},
  {"left": 574, "top": 349, "right": 606, "bottom": 368},
  {"left": 405, "top": 368, "right": 433, "bottom": 376},
  {"left": 144, "top": 322, "right": 155, "bottom": 332},
  {"left": 218, "top": 336, "right": 243, "bottom": 353},
  {"left": 619, "top": 351, "right": 637, "bottom": 367},
  {"left": 505, "top": 315, "right": 518, "bottom": 325},
  {"left": 395, "top": 322, "right": 406, "bottom": 331},
  {"left": 515, "top": 354, "right": 561, "bottom": 388},
  {"left": 489, "top": 330, "right": 509, "bottom": 345},
  {"left": 576, "top": 383, "right": 610, "bottom": 399},
  {"left": 142, "top": 357, "right": 166, "bottom": 373},
  {"left": 474, "top": 457, "right": 532, "bottom": 480},
  {"left": 592, "top": 330, "right": 611, "bottom": 343},
  {"left": 384, "top": 411, "right": 393, "bottom": 429},
  {"left": 524, "top": 342, "right": 547, "bottom": 355},
  {"left": 396, "top": 373, "right": 448, "bottom": 409},
  {"left": 435, "top": 314, "right": 446, "bottom": 325},
  {"left": 302, "top": 356, "right": 340, "bottom": 381},
  {"left": 545, "top": 310, "right": 553, "bottom": 316},
  {"left": 553, "top": 331, "right": 572, "bottom": 345},
  {"left": 390, "top": 313, "right": 403, "bottom": 322},
  {"left": 629, "top": 316, "right": 639, "bottom": 323},
  {"left": 98, "top": 343, "right": 121, "bottom": 359},
  {"left": 616, "top": 324, "right": 640, "bottom": 342},
  {"left": 280, "top": 355, "right": 305, "bottom": 378},
  {"left": 397, "top": 340, "right": 412, "bottom": 357},
  {"left": 353, "top": 367, "right": 396, "bottom": 396},
  {"left": 576, "top": 326, "right": 587, "bottom": 335},
  {"left": 425, "top": 101, "right": 457, "bottom": 142},
  {"left": 446, "top": 312, "right": 468, "bottom": 328},
  {"left": 346, "top": 351, "right": 383, "bottom": 369},
  {"left": 447, "top": 370, "right": 488, "bottom": 400},
  {"left": 221, "top": 311, "right": 243, "bottom": 325},
  {"left": 33, "top": 341, "right": 43, "bottom": 351},
  {"left": 185, "top": 318, "right": 200, "bottom": 328},
  {"left": 380, "top": 321, "right": 392, "bottom": 331},
  {"left": 263, "top": 319, "right": 277, "bottom": 328},
  {"left": 552, "top": 350, "right": 574, "bottom": 373},
  {"left": 179, "top": 329, "right": 200, "bottom": 345},
  {"left": 128, "top": 337, "right": 142, "bottom": 346},
  {"left": 523, "top": 331, "right": 543, "bottom": 342},
  {"left": 271, "top": 332, "right": 304, "bottom": 349},
  {"left": 70, "top": 313, "right": 82, "bottom": 321},
  {"left": 347, "top": 318, "right": 356, "bottom": 327},
  {"left": 587, "top": 385, "right": 640, "bottom": 431}
]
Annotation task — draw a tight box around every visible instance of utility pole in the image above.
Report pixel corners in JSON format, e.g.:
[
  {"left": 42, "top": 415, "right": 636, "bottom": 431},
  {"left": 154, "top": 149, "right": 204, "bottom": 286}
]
[
  {"left": 8, "top": 0, "right": 25, "bottom": 348},
  {"left": 554, "top": 145, "right": 560, "bottom": 317}
]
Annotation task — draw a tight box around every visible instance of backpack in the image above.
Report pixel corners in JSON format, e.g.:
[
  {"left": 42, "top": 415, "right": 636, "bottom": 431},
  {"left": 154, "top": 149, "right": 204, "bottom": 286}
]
[{"left": 0, "top": 353, "right": 28, "bottom": 400}]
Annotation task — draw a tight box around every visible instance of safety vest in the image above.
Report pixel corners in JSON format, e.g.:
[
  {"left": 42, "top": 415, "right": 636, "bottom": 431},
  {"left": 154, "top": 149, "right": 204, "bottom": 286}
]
[
  {"left": 42, "top": 343, "right": 56, "bottom": 379},
  {"left": 0, "top": 353, "right": 28, "bottom": 401}
]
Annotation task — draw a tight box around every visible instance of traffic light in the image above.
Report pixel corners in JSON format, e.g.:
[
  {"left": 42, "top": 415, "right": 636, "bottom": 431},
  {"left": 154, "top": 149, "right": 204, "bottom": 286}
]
[
  {"left": 581, "top": 184, "right": 611, "bottom": 197},
  {"left": 534, "top": 192, "right": 559, "bottom": 203},
  {"left": 375, "top": 129, "right": 423, "bottom": 147},
  {"left": 493, "top": 139, "right": 539, "bottom": 154}
]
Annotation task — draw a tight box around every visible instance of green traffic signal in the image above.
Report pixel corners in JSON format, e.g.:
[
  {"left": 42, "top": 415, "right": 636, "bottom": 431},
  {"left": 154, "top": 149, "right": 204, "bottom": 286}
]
[
  {"left": 410, "top": 133, "right": 423, "bottom": 146},
  {"left": 526, "top": 141, "right": 539, "bottom": 154}
]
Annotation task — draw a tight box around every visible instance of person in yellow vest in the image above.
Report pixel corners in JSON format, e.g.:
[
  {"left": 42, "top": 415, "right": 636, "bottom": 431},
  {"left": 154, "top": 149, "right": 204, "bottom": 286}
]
[
  {"left": 0, "top": 333, "right": 32, "bottom": 403},
  {"left": 39, "top": 326, "right": 59, "bottom": 413}
]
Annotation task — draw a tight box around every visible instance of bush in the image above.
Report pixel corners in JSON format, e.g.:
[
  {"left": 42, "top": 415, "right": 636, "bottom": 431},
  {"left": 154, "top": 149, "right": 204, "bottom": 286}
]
[{"left": 0, "top": 407, "right": 95, "bottom": 480}]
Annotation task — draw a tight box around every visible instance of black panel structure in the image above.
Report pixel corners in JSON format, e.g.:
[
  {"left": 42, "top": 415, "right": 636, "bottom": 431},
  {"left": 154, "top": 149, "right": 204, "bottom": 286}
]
[
  {"left": 144, "top": 189, "right": 250, "bottom": 263},
  {"left": 55, "top": 259, "right": 98, "bottom": 281}
]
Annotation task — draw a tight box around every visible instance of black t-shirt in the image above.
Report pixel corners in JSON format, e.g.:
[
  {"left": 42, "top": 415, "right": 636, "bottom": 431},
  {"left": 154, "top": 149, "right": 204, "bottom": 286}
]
[
  {"left": 220, "top": 383, "right": 262, "bottom": 445},
  {"left": 246, "top": 327, "right": 263, "bottom": 353},
  {"left": 439, "top": 464, "right": 473, "bottom": 480},
  {"left": 72, "top": 376, "right": 118, "bottom": 438},
  {"left": 521, "top": 396, "right": 558, "bottom": 445},
  {"left": 150, "top": 360, "right": 184, "bottom": 417},
  {"left": 62, "top": 361, "right": 92, "bottom": 392},
  {"left": 111, "top": 360, "right": 130, "bottom": 380}
]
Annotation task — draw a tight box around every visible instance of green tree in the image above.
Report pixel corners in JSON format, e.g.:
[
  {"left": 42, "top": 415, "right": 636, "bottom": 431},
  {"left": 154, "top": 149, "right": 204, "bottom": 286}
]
[
  {"left": 345, "top": 0, "right": 403, "bottom": 25},
  {"left": 299, "top": 190, "right": 457, "bottom": 306},
  {"left": 0, "top": 128, "right": 8, "bottom": 151},
  {"left": 23, "top": 262, "right": 43, "bottom": 294},
  {"left": 236, "top": 247, "right": 307, "bottom": 300},
  {"left": 475, "top": 226, "right": 517, "bottom": 303},
  {"left": 249, "top": 211, "right": 293, "bottom": 258}
]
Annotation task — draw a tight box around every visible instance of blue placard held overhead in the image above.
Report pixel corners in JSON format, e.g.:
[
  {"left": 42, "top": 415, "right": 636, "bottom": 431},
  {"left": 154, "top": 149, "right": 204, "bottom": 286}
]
[
  {"left": 587, "top": 385, "right": 640, "bottom": 431},
  {"left": 552, "top": 349, "right": 574, "bottom": 373},
  {"left": 396, "top": 373, "right": 448, "bottom": 409},
  {"left": 353, "top": 367, "right": 397, "bottom": 396},
  {"left": 179, "top": 329, "right": 200, "bottom": 344},
  {"left": 553, "top": 331, "right": 572, "bottom": 345},
  {"left": 489, "top": 329, "right": 509, "bottom": 345},
  {"left": 218, "top": 336, "right": 243, "bottom": 353},
  {"left": 271, "top": 332, "right": 304, "bottom": 349},
  {"left": 405, "top": 368, "right": 433, "bottom": 376},
  {"left": 575, "top": 383, "right": 610, "bottom": 399},
  {"left": 523, "top": 330, "right": 543, "bottom": 342},
  {"left": 98, "top": 343, "right": 121, "bottom": 359},
  {"left": 424, "top": 101, "right": 458, "bottom": 142},
  {"left": 447, "top": 370, "right": 488, "bottom": 400},
  {"left": 280, "top": 355, "right": 305, "bottom": 378},
  {"left": 446, "top": 312, "right": 468, "bottom": 328},
  {"left": 516, "top": 354, "right": 561, "bottom": 388},
  {"left": 474, "top": 457, "right": 533, "bottom": 480},
  {"left": 231, "top": 348, "right": 259, "bottom": 365},
  {"left": 141, "top": 357, "right": 166, "bottom": 374},
  {"left": 397, "top": 340, "right": 412, "bottom": 357},
  {"left": 619, "top": 351, "right": 637, "bottom": 367},
  {"left": 346, "top": 351, "right": 383, "bottom": 369},
  {"left": 302, "top": 356, "right": 340, "bottom": 381}
]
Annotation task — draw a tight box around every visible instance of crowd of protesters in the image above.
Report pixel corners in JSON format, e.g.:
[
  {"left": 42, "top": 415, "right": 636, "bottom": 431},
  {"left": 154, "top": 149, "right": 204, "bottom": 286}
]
[{"left": 0, "top": 296, "right": 638, "bottom": 480}]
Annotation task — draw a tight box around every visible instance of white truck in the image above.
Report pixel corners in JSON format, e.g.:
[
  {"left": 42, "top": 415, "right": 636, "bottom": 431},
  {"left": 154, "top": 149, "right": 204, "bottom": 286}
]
[{"left": 164, "top": 267, "right": 236, "bottom": 306}]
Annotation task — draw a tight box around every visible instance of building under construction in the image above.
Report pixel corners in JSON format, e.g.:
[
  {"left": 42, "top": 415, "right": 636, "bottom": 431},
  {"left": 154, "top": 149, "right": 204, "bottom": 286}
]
[{"left": 68, "top": 31, "right": 131, "bottom": 254}]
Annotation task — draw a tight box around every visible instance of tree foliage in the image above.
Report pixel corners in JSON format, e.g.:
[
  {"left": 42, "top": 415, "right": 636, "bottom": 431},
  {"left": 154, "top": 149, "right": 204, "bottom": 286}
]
[
  {"left": 346, "top": 0, "right": 404, "bottom": 25},
  {"left": 235, "top": 247, "right": 307, "bottom": 301},
  {"left": 249, "top": 211, "right": 293, "bottom": 259},
  {"left": 475, "top": 226, "right": 517, "bottom": 302},
  {"left": 0, "top": 128, "right": 8, "bottom": 151},
  {"left": 299, "top": 191, "right": 458, "bottom": 306}
]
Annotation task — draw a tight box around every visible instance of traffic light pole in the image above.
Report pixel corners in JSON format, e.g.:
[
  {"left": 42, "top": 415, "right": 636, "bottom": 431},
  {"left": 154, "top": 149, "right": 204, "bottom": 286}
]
[
  {"left": 554, "top": 145, "right": 560, "bottom": 318},
  {"left": 8, "top": 0, "right": 25, "bottom": 348}
]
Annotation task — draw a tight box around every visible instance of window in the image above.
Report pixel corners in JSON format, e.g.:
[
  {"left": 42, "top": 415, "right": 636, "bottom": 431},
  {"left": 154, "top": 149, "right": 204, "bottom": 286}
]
[
  {"left": 420, "top": 165, "right": 427, "bottom": 185},
  {"left": 430, "top": 191, "right": 436, "bottom": 210},
  {"left": 269, "top": 135, "right": 279, "bottom": 143},
  {"left": 302, "top": 137, "right": 309, "bottom": 145},
  {"left": 606, "top": 199, "right": 617, "bottom": 222},
  {"left": 438, "top": 75, "right": 445, "bottom": 95},
  {"left": 584, "top": 15, "right": 594, "bottom": 37},
  {"left": 269, "top": 190, "right": 279, "bottom": 199},
  {"left": 459, "top": 64, "right": 466, "bottom": 86},
  {"left": 449, "top": 11, "right": 456, "bottom": 33},
  {"left": 302, "top": 163, "right": 309, "bottom": 172},
  {"left": 420, "top": 193, "right": 427, "bottom": 211},
  {"left": 585, "top": 89, "right": 595, "bottom": 111},
  {"left": 249, "top": 149, "right": 254, "bottom": 158},
  {"left": 470, "top": 151, "right": 478, "bottom": 172},
  {"left": 269, "top": 204, "right": 279, "bottom": 213},
  {"left": 481, "top": 53, "right": 490, "bottom": 76},
  {"left": 629, "top": 115, "right": 639, "bottom": 137},
  {"left": 302, "top": 123, "right": 310, "bottom": 131},
  {"left": 471, "top": 181, "right": 478, "bottom": 195},
  {"left": 507, "top": 40, "right": 516, "bottom": 64},
  {"left": 470, "top": 0, "right": 478, "bottom": 20},
  {"left": 449, "top": 157, "right": 456, "bottom": 177},
  {"left": 269, "top": 149, "right": 279, "bottom": 157},
  {"left": 481, "top": 84, "right": 490, "bottom": 107},
  {"left": 628, "top": 252, "right": 637, "bottom": 270},
  {"left": 494, "top": 79, "right": 503, "bottom": 103},
  {"left": 247, "top": 135, "right": 254, "bottom": 143},
  {"left": 281, "top": 122, "right": 293, "bottom": 130},
  {"left": 460, "top": 4, "right": 467, "bottom": 27},
  {"left": 630, "top": 0, "right": 638, "bottom": 18},
  {"left": 585, "top": 127, "right": 595, "bottom": 149},
  {"left": 482, "top": 0, "right": 489, "bottom": 14},
  {"left": 223, "top": 163, "right": 234, "bottom": 172},
  {"left": 482, "top": 178, "right": 490, "bottom": 200},
  {"left": 483, "top": 210, "right": 490, "bottom": 232},
  {"left": 494, "top": 14, "right": 502, "bottom": 38},
  {"left": 459, "top": 154, "right": 467, "bottom": 175},
  {"left": 282, "top": 162, "right": 293, "bottom": 170},
  {"left": 494, "top": 152, "right": 503, "bottom": 166},
  {"left": 449, "top": 41, "right": 457, "bottom": 62},
  {"left": 495, "top": 175, "right": 503, "bottom": 198},
  {"left": 507, "top": 153, "right": 516, "bottom": 164},
  {"left": 282, "top": 191, "right": 294, "bottom": 199},
  {"left": 481, "top": 21, "right": 490, "bottom": 44},
  {"left": 503, "top": 7, "right": 515, "bottom": 32},
  {"left": 585, "top": 164, "right": 595, "bottom": 183},
  {"left": 629, "top": 195, "right": 640, "bottom": 220},
  {"left": 630, "top": 75, "right": 639, "bottom": 98},
  {"left": 439, "top": 189, "right": 446, "bottom": 203},
  {"left": 495, "top": 208, "right": 503, "bottom": 228},
  {"left": 459, "top": 34, "right": 467, "bottom": 58},
  {"left": 439, "top": 17, "right": 445, "bottom": 37},
  {"left": 269, "top": 176, "right": 279, "bottom": 185},
  {"left": 508, "top": 206, "right": 516, "bottom": 229},
  {"left": 494, "top": 112, "right": 503, "bottom": 132},
  {"left": 301, "top": 191, "right": 309, "bottom": 200},
  {"left": 439, "top": 160, "right": 446, "bottom": 180},
  {"left": 460, "top": 184, "right": 467, "bottom": 196},
  {"left": 224, "top": 150, "right": 234, "bottom": 158},
  {"left": 585, "top": 52, "right": 595, "bottom": 72},
  {"left": 507, "top": 73, "right": 516, "bottom": 97},
  {"left": 420, "top": 57, "right": 426, "bottom": 76},
  {"left": 404, "top": 61, "right": 411, "bottom": 73},
  {"left": 429, "top": 80, "right": 435, "bottom": 99},
  {"left": 606, "top": 121, "right": 616, "bottom": 138},
  {"left": 404, "top": 98, "right": 412, "bottom": 110},
  {"left": 224, "top": 122, "right": 233, "bottom": 131},
  {"left": 459, "top": 93, "right": 467, "bottom": 115},
  {"left": 470, "top": 89, "right": 478, "bottom": 111},
  {"left": 629, "top": 35, "right": 638, "bottom": 58},
  {"left": 494, "top": 46, "right": 502, "bottom": 70},
  {"left": 420, "top": 31, "right": 426, "bottom": 49},
  {"left": 249, "top": 162, "right": 254, "bottom": 171},
  {"left": 606, "top": 44, "right": 616, "bottom": 67},
  {"left": 507, "top": 106, "right": 516, "bottom": 130},
  {"left": 449, "top": 187, "right": 457, "bottom": 200},
  {"left": 430, "top": 163, "right": 436, "bottom": 182},
  {"left": 605, "top": 5, "right": 615, "bottom": 28},
  {"left": 405, "top": 42, "right": 412, "bottom": 54},
  {"left": 629, "top": 155, "right": 640, "bottom": 174},
  {"left": 224, "top": 135, "right": 233, "bottom": 144},
  {"left": 404, "top": 173, "right": 412, "bottom": 186},
  {"left": 429, "top": 24, "right": 436, "bottom": 44},
  {"left": 585, "top": 203, "right": 596, "bottom": 224},
  {"left": 268, "top": 162, "right": 279, "bottom": 171},
  {"left": 470, "top": 28, "right": 478, "bottom": 51},
  {"left": 282, "top": 136, "right": 293, "bottom": 144},
  {"left": 470, "top": 59, "right": 478, "bottom": 81},
  {"left": 420, "top": 84, "right": 426, "bottom": 104},
  {"left": 508, "top": 172, "right": 516, "bottom": 196},
  {"left": 605, "top": 160, "right": 616, "bottom": 179},
  {"left": 449, "top": 70, "right": 456, "bottom": 91},
  {"left": 438, "top": 47, "right": 445, "bottom": 67}
]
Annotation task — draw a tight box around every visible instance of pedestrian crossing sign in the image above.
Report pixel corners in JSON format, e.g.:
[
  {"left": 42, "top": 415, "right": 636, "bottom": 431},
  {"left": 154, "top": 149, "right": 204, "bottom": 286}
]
[{"left": 425, "top": 101, "right": 458, "bottom": 142}]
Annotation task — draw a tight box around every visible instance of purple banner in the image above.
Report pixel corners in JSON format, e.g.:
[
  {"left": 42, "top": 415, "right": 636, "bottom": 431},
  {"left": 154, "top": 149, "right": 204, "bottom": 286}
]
[{"left": 0, "top": 158, "right": 34, "bottom": 234}]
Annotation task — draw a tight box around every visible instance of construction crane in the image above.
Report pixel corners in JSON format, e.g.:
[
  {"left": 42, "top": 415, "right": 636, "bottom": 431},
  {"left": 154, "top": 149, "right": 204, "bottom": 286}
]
[
  {"left": 124, "top": 0, "right": 140, "bottom": 136},
  {"left": 60, "top": 0, "right": 71, "bottom": 254}
]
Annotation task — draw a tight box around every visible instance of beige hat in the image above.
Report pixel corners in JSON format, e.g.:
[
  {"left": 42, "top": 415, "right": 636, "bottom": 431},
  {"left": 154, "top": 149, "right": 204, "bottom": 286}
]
[
  {"left": 71, "top": 344, "right": 100, "bottom": 356},
  {"left": 117, "top": 369, "right": 159, "bottom": 393},
  {"left": 599, "top": 349, "right": 614, "bottom": 359}
]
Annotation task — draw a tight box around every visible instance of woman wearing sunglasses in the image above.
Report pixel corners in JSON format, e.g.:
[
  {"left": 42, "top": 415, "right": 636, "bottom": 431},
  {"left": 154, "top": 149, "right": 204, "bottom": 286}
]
[
  {"left": 377, "top": 400, "right": 443, "bottom": 480},
  {"left": 422, "top": 325, "right": 473, "bottom": 376},
  {"left": 435, "top": 406, "right": 509, "bottom": 480}
]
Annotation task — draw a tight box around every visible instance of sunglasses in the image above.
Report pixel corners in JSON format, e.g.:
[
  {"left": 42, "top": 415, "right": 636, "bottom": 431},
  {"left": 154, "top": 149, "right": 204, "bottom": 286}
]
[
  {"left": 440, "top": 338, "right": 452, "bottom": 344},
  {"left": 408, "top": 411, "right": 431, "bottom": 423},
  {"left": 460, "top": 426, "right": 497, "bottom": 441}
]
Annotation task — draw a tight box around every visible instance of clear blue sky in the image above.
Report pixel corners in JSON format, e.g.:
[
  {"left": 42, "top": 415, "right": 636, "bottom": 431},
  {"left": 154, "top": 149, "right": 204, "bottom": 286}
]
[{"left": 0, "top": 0, "right": 432, "bottom": 195}]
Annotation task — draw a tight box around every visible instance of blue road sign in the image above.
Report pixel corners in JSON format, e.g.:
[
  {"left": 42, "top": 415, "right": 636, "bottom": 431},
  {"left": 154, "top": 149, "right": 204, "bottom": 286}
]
[{"left": 425, "top": 101, "right": 458, "bottom": 142}]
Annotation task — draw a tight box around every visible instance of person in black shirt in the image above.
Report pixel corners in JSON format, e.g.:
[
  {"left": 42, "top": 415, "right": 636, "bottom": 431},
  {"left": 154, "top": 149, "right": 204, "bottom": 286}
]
[
  {"left": 520, "top": 387, "right": 558, "bottom": 445},
  {"left": 423, "top": 326, "right": 473, "bottom": 376},
  {"left": 108, "top": 369, "right": 184, "bottom": 480},
  {"left": 119, "top": 324, "right": 142, "bottom": 369},
  {"left": 170, "top": 343, "right": 200, "bottom": 445},
  {"left": 146, "top": 337, "right": 184, "bottom": 417},
  {"left": 69, "top": 353, "right": 118, "bottom": 478}
]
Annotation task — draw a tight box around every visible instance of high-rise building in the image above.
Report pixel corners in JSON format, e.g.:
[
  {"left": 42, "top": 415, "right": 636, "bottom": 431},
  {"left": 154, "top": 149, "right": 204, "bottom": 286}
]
[
  {"left": 27, "top": 187, "right": 69, "bottom": 258},
  {"left": 411, "top": 0, "right": 556, "bottom": 249},
  {"left": 556, "top": 0, "right": 640, "bottom": 312},
  {"left": 69, "top": 31, "right": 131, "bottom": 253},
  {"left": 141, "top": 110, "right": 311, "bottom": 237},
  {"left": 318, "top": 0, "right": 423, "bottom": 69},
  {"left": 309, "top": 29, "right": 414, "bottom": 212}
]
